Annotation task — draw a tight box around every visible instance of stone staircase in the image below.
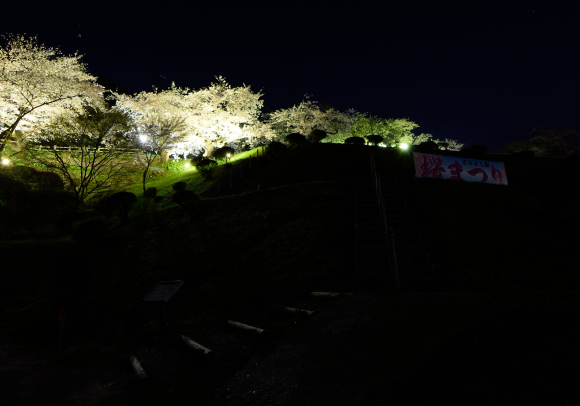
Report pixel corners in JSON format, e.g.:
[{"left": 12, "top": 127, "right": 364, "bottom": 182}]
[{"left": 353, "top": 174, "right": 438, "bottom": 289}]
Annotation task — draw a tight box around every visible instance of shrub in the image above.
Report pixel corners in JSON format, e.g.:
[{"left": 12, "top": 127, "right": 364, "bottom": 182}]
[
  {"left": 213, "top": 146, "right": 235, "bottom": 163},
  {"left": 172, "top": 190, "right": 199, "bottom": 208},
  {"left": 309, "top": 129, "right": 327, "bottom": 143},
  {"left": 192, "top": 157, "right": 217, "bottom": 180},
  {"left": 101, "top": 192, "right": 137, "bottom": 224},
  {"left": 0, "top": 167, "right": 74, "bottom": 237},
  {"left": 172, "top": 182, "right": 187, "bottom": 192},
  {"left": 512, "top": 150, "right": 535, "bottom": 160},
  {"left": 34, "top": 171, "right": 64, "bottom": 191},
  {"left": 461, "top": 145, "right": 488, "bottom": 158},
  {"left": 365, "top": 134, "right": 384, "bottom": 146},
  {"left": 417, "top": 140, "right": 439, "bottom": 152},
  {"left": 286, "top": 133, "right": 308, "bottom": 147},
  {"left": 266, "top": 141, "right": 288, "bottom": 157},
  {"left": 144, "top": 187, "right": 158, "bottom": 198},
  {"left": 344, "top": 136, "right": 366, "bottom": 145}
]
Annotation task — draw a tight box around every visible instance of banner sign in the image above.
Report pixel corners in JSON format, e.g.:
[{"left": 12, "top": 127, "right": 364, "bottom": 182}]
[{"left": 413, "top": 153, "right": 508, "bottom": 185}]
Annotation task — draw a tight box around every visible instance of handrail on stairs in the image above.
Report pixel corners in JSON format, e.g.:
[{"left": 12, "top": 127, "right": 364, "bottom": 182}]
[{"left": 370, "top": 152, "right": 400, "bottom": 290}]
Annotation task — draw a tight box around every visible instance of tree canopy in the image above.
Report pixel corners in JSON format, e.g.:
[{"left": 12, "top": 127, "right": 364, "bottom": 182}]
[
  {"left": 116, "top": 77, "right": 275, "bottom": 157},
  {"left": 24, "top": 105, "right": 135, "bottom": 209},
  {"left": 0, "top": 35, "right": 103, "bottom": 153}
]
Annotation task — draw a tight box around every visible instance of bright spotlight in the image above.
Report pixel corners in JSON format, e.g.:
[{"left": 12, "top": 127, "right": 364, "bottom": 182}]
[
  {"left": 399, "top": 143, "right": 409, "bottom": 150},
  {"left": 139, "top": 135, "right": 148, "bottom": 143},
  {"left": 226, "top": 153, "right": 231, "bottom": 158},
  {"left": 184, "top": 163, "right": 190, "bottom": 168},
  {"left": 1, "top": 158, "right": 10, "bottom": 165}
]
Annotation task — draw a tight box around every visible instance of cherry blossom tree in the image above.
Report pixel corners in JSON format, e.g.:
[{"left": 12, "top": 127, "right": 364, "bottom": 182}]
[
  {"left": 24, "top": 105, "right": 135, "bottom": 209},
  {"left": 268, "top": 98, "right": 356, "bottom": 141},
  {"left": 133, "top": 113, "right": 187, "bottom": 193},
  {"left": 0, "top": 35, "right": 103, "bottom": 154},
  {"left": 116, "top": 77, "right": 274, "bottom": 157}
]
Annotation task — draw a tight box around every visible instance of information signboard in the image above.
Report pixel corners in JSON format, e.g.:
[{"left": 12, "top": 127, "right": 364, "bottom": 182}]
[
  {"left": 413, "top": 153, "right": 508, "bottom": 185},
  {"left": 142, "top": 280, "right": 184, "bottom": 302}
]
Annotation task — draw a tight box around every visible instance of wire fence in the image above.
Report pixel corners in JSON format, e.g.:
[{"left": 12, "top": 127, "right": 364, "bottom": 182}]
[{"left": 3, "top": 139, "right": 142, "bottom": 154}]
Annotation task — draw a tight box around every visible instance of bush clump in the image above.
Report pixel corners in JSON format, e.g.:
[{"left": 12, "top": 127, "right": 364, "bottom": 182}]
[
  {"left": 100, "top": 192, "right": 137, "bottom": 224},
  {"left": 266, "top": 141, "right": 288, "bottom": 157},
  {"left": 212, "top": 146, "right": 235, "bottom": 163},
  {"left": 172, "top": 182, "right": 187, "bottom": 192},
  {"left": 344, "top": 136, "right": 366, "bottom": 145},
  {"left": 286, "top": 133, "right": 308, "bottom": 148},
  {"left": 191, "top": 154, "right": 217, "bottom": 180},
  {"left": 365, "top": 134, "right": 384, "bottom": 146},
  {"left": 172, "top": 190, "right": 199, "bottom": 209},
  {"left": 416, "top": 140, "right": 439, "bottom": 152},
  {"left": 144, "top": 187, "right": 158, "bottom": 198},
  {"left": 309, "top": 129, "right": 327, "bottom": 143},
  {"left": 461, "top": 145, "right": 488, "bottom": 158}
]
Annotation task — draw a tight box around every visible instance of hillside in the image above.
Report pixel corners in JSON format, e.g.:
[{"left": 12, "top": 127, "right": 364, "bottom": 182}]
[{"left": 1, "top": 144, "right": 579, "bottom": 405}]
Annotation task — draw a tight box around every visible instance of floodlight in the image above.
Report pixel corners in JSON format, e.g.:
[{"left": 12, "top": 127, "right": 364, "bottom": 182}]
[
  {"left": 1, "top": 158, "right": 9, "bottom": 165},
  {"left": 184, "top": 163, "right": 190, "bottom": 168},
  {"left": 226, "top": 153, "right": 231, "bottom": 158},
  {"left": 139, "top": 135, "right": 148, "bottom": 143},
  {"left": 400, "top": 143, "right": 409, "bottom": 150}
]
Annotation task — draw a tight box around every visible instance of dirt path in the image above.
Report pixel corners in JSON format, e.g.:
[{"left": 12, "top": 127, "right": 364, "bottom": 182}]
[{"left": 2, "top": 291, "right": 579, "bottom": 405}]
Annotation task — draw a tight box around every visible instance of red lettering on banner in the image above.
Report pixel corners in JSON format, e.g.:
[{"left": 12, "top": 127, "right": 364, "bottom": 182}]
[
  {"left": 420, "top": 155, "right": 446, "bottom": 178},
  {"left": 447, "top": 160, "right": 465, "bottom": 180},
  {"left": 467, "top": 167, "right": 488, "bottom": 183},
  {"left": 491, "top": 165, "right": 503, "bottom": 184}
]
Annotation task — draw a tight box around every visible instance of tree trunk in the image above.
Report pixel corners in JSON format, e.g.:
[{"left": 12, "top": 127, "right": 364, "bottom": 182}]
[{"left": 142, "top": 167, "right": 149, "bottom": 194}]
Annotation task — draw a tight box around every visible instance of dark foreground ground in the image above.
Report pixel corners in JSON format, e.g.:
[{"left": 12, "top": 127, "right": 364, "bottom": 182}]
[{"left": 2, "top": 289, "right": 579, "bottom": 406}]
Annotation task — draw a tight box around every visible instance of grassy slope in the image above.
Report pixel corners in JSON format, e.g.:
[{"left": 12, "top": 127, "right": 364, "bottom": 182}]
[{"left": 0, "top": 145, "right": 367, "bottom": 345}]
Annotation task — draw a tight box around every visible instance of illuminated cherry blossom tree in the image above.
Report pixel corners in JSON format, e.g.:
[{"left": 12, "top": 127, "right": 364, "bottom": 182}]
[
  {"left": 116, "top": 77, "right": 274, "bottom": 157},
  {"left": 24, "top": 105, "right": 135, "bottom": 209},
  {"left": 0, "top": 35, "right": 103, "bottom": 154},
  {"left": 268, "top": 98, "right": 356, "bottom": 141}
]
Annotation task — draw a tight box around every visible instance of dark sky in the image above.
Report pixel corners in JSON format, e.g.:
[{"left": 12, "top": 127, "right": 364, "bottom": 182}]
[{"left": 4, "top": 0, "right": 579, "bottom": 151}]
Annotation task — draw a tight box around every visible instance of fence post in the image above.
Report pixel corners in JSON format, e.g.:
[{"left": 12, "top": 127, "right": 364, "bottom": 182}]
[
  {"left": 58, "top": 316, "right": 66, "bottom": 349},
  {"left": 387, "top": 227, "right": 400, "bottom": 290}
]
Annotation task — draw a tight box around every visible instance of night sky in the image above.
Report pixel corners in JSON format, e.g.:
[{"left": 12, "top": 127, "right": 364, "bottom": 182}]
[{"left": 4, "top": 0, "right": 579, "bottom": 151}]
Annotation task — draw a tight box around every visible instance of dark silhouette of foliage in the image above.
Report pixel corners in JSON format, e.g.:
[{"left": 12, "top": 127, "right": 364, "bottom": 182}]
[
  {"left": 511, "top": 150, "right": 535, "bottom": 160},
  {"left": 101, "top": 191, "right": 137, "bottom": 224},
  {"left": 266, "top": 141, "right": 288, "bottom": 156},
  {"left": 191, "top": 150, "right": 218, "bottom": 180},
  {"left": 461, "top": 145, "right": 488, "bottom": 158},
  {"left": 417, "top": 140, "right": 439, "bottom": 152},
  {"left": 365, "top": 134, "right": 384, "bottom": 146},
  {"left": 212, "top": 146, "right": 235, "bottom": 163},
  {"left": 73, "top": 218, "right": 106, "bottom": 242},
  {"left": 0, "top": 166, "right": 75, "bottom": 237},
  {"left": 172, "top": 189, "right": 199, "bottom": 209},
  {"left": 144, "top": 187, "right": 157, "bottom": 198},
  {"left": 344, "top": 136, "right": 366, "bottom": 145},
  {"left": 172, "top": 182, "right": 187, "bottom": 192},
  {"left": 309, "top": 129, "right": 327, "bottom": 143},
  {"left": 437, "top": 141, "right": 450, "bottom": 150},
  {"left": 503, "top": 127, "right": 580, "bottom": 157},
  {"left": 286, "top": 133, "right": 308, "bottom": 147}
]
